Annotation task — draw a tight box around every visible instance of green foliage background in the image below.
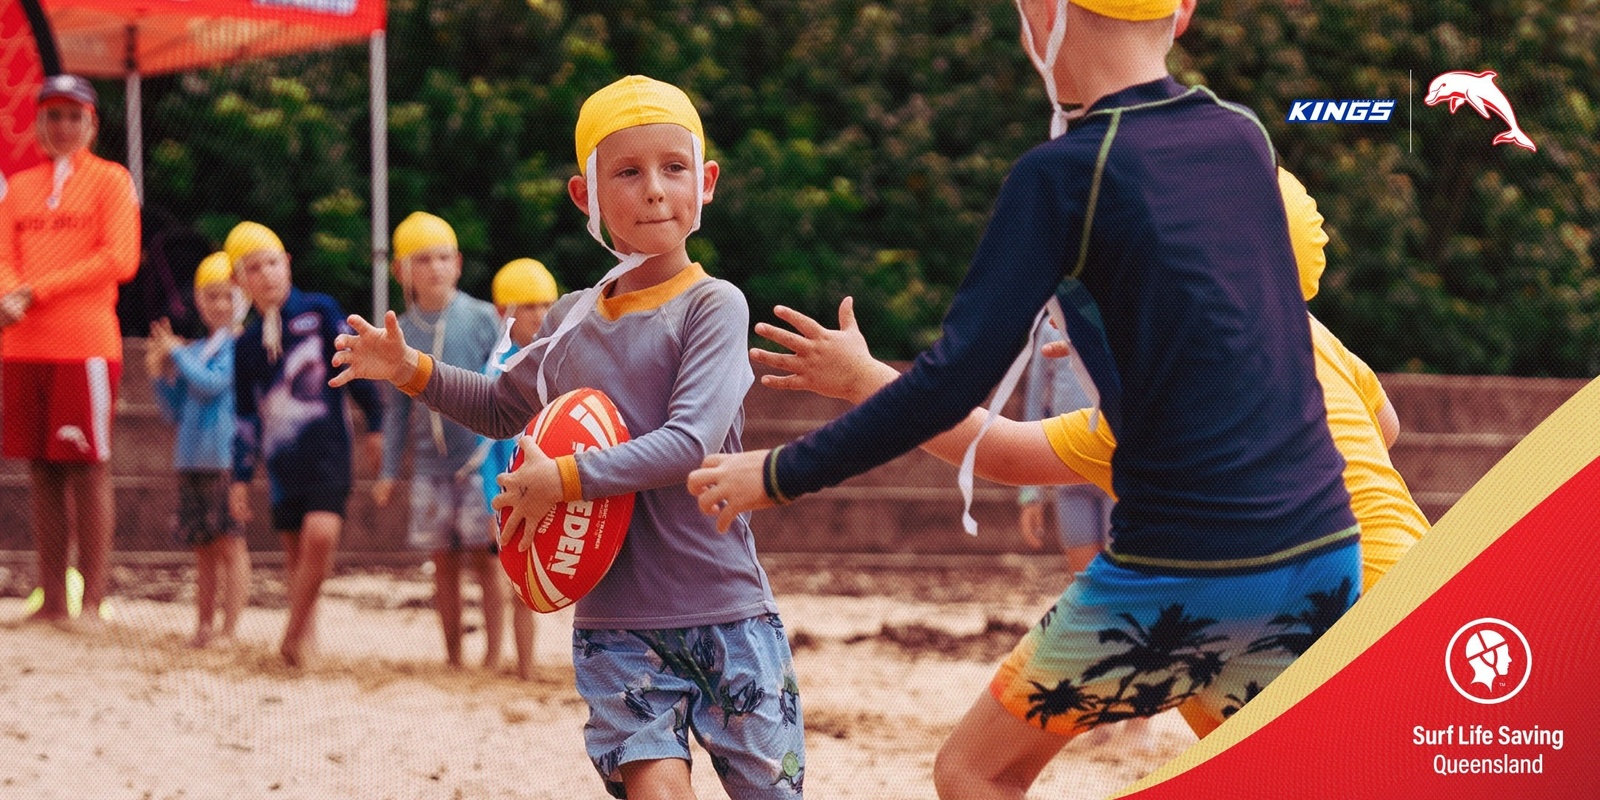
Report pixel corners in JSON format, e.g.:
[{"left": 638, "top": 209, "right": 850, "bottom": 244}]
[{"left": 92, "top": 0, "right": 1600, "bottom": 376}]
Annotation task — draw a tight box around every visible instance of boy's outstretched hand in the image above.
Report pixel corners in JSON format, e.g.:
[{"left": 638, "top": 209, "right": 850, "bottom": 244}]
[
  {"left": 749, "top": 297, "right": 900, "bottom": 405},
  {"left": 491, "top": 435, "right": 563, "bottom": 552},
  {"left": 688, "top": 450, "right": 776, "bottom": 533},
  {"left": 330, "top": 311, "right": 417, "bottom": 387}
]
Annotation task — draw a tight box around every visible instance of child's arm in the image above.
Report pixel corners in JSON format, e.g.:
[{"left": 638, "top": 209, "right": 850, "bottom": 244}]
[
  {"left": 231, "top": 338, "right": 261, "bottom": 524},
  {"left": 1378, "top": 397, "right": 1400, "bottom": 449},
  {"left": 168, "top": 340, "right": 233, "bottom": 402},
  {"left": 332, "top": 310, "right": 540, "bottom": 441},
  {"left": 750, "top": 298, "right": 1089, "bottom": 488},
  {"left": 149, "top": 367, "right": 182, "bottom": 424}
]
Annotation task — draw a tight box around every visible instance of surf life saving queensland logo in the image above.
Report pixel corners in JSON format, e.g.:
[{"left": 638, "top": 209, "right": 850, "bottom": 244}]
[
  {"left": 1414, "top": 619, "right": 1564, "bottom": 777},
  {"left": 1446, "top": 618, "right": 1530, "bottom": 704}
]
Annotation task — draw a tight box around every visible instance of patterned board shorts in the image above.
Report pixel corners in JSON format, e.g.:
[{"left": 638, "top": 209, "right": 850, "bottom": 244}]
[
  {"left": 991, "top": 540, "right": 1361, "bottom": 737},
  {"left": 574, "top": 615, "right": 805, "bottom": 798},
  {"left": 408, "top": 473, "right": 495, "bottom": 553},
  {"left": 173, "top": 470, "right": 241, "bottom": 548}
]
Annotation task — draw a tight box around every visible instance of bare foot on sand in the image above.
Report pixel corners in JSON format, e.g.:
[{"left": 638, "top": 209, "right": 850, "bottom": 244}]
[
  {"left": 189, "top": 625, "right": 216, "bottom": 649},
  {"left": 64, "top": 614, "right": 109, "bottom": 636}
]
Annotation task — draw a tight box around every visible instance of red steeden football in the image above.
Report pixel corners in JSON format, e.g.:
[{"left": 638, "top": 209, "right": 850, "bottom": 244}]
[{"left": 498, "top": 388, "right": 634, "bottom": 613}]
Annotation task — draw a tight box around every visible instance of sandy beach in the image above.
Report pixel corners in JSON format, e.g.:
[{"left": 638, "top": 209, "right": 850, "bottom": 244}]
[{"left": 0, "top": 556, "right": 1193, "bottom": 799}]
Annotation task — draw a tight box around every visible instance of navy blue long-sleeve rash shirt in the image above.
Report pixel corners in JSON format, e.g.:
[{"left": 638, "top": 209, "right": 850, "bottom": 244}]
[{"left": 773, "top": 77, "right": 1356, "bottom": 573}]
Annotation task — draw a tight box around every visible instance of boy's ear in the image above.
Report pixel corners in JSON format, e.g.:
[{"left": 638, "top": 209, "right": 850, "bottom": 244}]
[
  {"left": 701, "top": 161, "right": 720, "bottom": 205},
  {"left": 567, "top": 174, "right": 590, "bottom": 215},
  {"left": 1175, "top": 0, "right": 1196, "bottom": 37}
]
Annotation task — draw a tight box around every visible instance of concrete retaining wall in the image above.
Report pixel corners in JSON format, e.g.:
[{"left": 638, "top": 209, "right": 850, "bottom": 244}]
[{"left": 0, "top": 339, "right": 1588, "bottom": 555}]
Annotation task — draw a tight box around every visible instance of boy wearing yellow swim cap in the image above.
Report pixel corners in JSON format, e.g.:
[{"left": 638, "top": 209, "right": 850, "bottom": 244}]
[
  {"left": 375, "top": 211, "right": 507, "bottom": 673},
  {"left": 463, "top": 257, "right": 562, "bottom": 682},
  {"left": 226, "top": 220, "right": 385, "bottom": 667},
  {"left": 689, "top": 1, "right": 1364, "bottom": 796},
  {"left": 147, "top": 252, "right": 252, "bottom": 648},
  {"left": 331, "top": 76, "right": 803, "bottom": 798}
]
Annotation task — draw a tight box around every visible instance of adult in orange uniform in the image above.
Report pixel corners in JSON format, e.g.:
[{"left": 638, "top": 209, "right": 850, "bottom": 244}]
[{"left": 0, "top": 75, "right": 141, "bottom": 630}]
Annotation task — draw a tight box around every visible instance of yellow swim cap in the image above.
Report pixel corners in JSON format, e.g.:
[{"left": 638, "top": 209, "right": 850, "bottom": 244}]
[
  {"left": 493, "top": 258, "right": 559, "bottom": 306},
  {"left": 575, "top": 75, "right": 705, "bottom": 174},
  {"left": 1278, "top": 168, "right": 1329, "bottom": 302},
  {"left": 223, "top": 221, "right": 284, "bottom": 263},
  {"left": 393, "top": 211, "right": 459, "bottom": 261},
  {"left": 1070, "top": 0, "right": 1180, "bottom": 22},
  {"left": 193, "top": 252, "right": 234, "bottom": 290}
]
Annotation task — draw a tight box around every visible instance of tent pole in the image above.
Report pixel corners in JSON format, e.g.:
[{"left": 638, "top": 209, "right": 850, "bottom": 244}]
[
  {"left": 125, "top": 24, "right": 142, "bottom": 202},
  {"left": 369, "top": 29, "right": 389, "bottom": 321}
]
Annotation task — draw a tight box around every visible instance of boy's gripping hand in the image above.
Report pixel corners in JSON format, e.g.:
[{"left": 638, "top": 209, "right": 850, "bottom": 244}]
[
  {"left": 688, "top": 450, "right": 775, "bottom": 533},
  {"left": 491, "top": 435, "right": 564, "bottom": 552},
  {"left": 329, "top": 311, "right": 418, "bottom": 387},
  {"left": 751, "top": 297, "right": 901, "bottom": 406}
]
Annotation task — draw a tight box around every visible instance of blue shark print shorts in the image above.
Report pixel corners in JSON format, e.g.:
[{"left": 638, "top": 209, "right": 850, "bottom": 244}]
[{"left": 574, "top": 614, "right": 805, "bottom": 798}]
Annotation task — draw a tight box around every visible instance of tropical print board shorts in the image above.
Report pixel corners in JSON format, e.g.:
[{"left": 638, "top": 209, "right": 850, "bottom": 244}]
[
  {"left": 991, "top": 540, "right": 1361, "bottom": 736},
  {"left": 574, "top": 614, "right": 805, "bottom": 798}
]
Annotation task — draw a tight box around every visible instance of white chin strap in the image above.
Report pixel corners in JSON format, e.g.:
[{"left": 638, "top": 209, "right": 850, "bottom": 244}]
[
  {"left": 1017, "top": 0, "right": 1075, "bottom": 139},
  {"left": 957, "top": 293, "right": 1101, "bottom": 537},
  {"left": 499, "top": 134, "right": 706, "bottom": 407}
]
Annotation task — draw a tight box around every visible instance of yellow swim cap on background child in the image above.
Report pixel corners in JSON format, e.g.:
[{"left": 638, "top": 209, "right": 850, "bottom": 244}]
[
  {"left": 392, "top": 211, "right": 459, "bottom": 261},
  {"left": 223, "top": 221, "right": 284, "bottom": 263},
  {"left": 193, "top": 251, "right": 234, "bottom": 289},
  {"left": 493, "top": 258, "right": 559, "bottom": 307}
]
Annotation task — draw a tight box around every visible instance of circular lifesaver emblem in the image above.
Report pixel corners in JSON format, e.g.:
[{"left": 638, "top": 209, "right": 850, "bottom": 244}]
[{"left": 1446, "top": 618, "right": 1531, "bottom": 704}]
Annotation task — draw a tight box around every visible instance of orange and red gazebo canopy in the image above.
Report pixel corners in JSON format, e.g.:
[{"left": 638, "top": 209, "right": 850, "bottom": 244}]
[{"left": 43, "top": 0, "right": 385, "bottom": 78}]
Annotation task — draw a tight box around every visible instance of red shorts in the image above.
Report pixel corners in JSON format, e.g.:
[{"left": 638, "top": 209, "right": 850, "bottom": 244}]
[{"left": 2, "top": 359, "right": 121, "bottom": 463}]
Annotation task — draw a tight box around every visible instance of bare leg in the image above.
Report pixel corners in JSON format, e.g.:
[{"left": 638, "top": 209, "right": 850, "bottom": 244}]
[
  {"left": 432, "top": 550, "right": 463, "bottom": 667},
  {"left": 219, "top": 535, "right": 251, "bottom": 641},
  {"left": 618, "top": 758, "right": 696, "bottom": 800},
  {"left": 191, "top": 540, "right": 220, "bottom": 647},
  {"left": 933, "top": 692, "right": 1074, "bottom": 800},
  {"left": 473, "top": 549, "right": 506, "bottom": 670},
  {"left": 27, "top": 461, "right": 71, "bottom": 621},
  {"left": 67, "top": 462, "right": 113, "bottom": 622},
  {"left": 510, "top": 601, "right": 535, "bottom": 680},
  {"left": 280, "top": 511, "right": 340, "bottom": 667}
]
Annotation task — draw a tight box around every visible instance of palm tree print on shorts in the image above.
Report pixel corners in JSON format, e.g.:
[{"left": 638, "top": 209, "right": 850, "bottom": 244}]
[
  {"left": 1070, "top": 603, "right": 1228, "bottom": 729},
  {"left": 1245, "top": 577, "right": 1356, "bottom": 657},
  {"left": 1025, "top": 677, "right": 1101, "bottom": 729}
]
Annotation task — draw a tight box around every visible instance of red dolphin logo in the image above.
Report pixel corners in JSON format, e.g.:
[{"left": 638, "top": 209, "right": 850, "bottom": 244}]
[{"left": 1424, "top": 70, "right": 1537, "bottom": 152}]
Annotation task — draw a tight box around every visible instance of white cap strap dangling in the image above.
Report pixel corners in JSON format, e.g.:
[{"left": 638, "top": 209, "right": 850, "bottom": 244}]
[
  {"left": 501, "top": 133, "right": 706, "bottom": 405},
  {"left": 1016, "top": 0, "right": 1073, "bottom": 139}
]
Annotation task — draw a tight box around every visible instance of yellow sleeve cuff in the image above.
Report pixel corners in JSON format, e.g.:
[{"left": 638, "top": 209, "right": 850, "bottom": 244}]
[
  {"left": 1041, "top": 410, "right": 1119, "bottom": 499},
  {"left": 397, "top": 352, "right": 434, "bottom": 397},
  {"left": 555, "top": 454, "right": 583, "bottom": 502}
]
